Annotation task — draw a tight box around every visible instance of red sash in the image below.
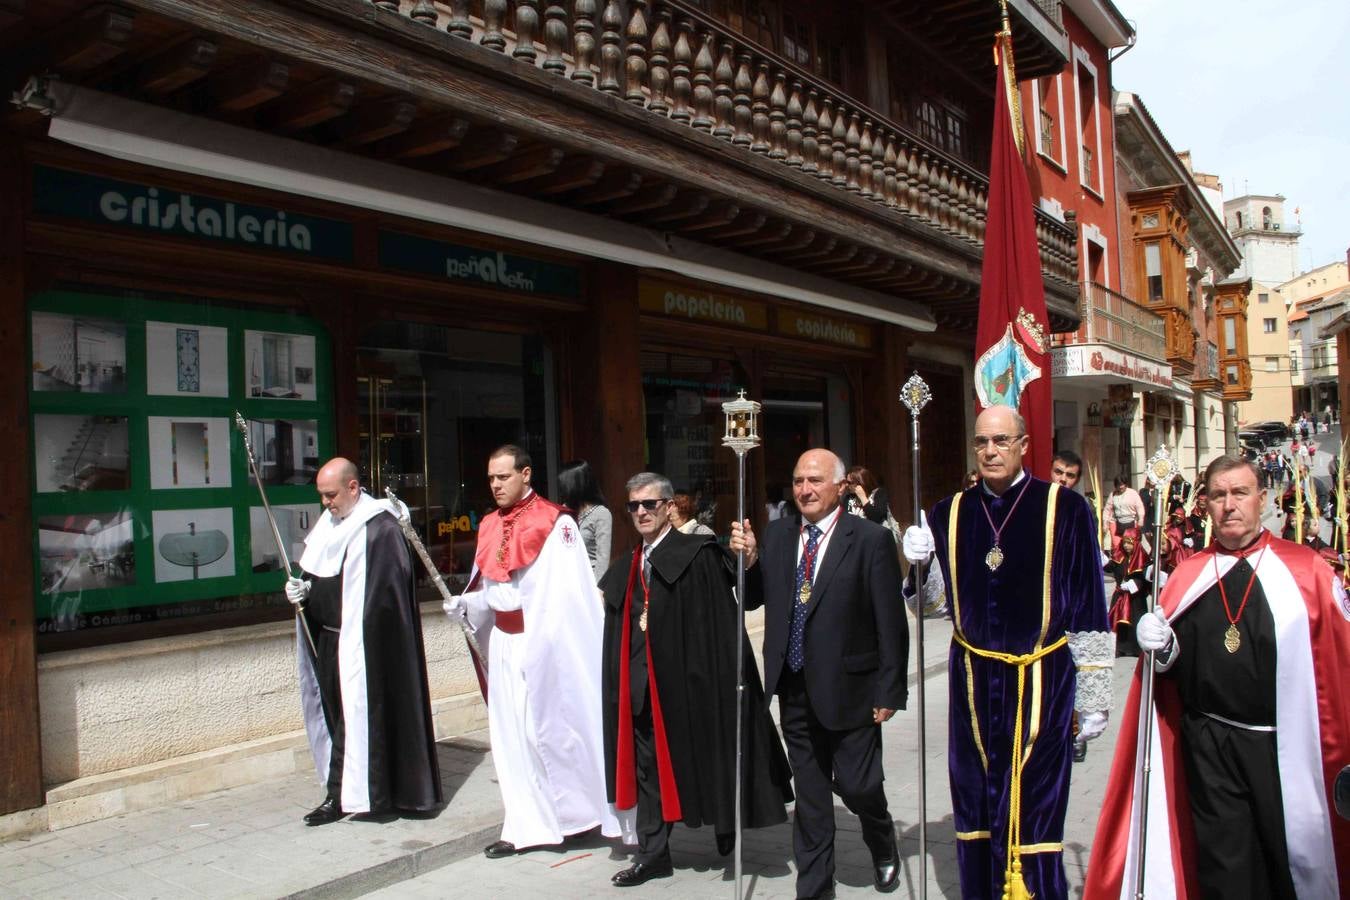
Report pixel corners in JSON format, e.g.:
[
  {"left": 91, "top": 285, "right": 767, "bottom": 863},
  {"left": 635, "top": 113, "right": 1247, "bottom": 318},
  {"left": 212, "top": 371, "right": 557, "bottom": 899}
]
[{"left": 614, "top": 546, "right": 682, "bottom": 821}]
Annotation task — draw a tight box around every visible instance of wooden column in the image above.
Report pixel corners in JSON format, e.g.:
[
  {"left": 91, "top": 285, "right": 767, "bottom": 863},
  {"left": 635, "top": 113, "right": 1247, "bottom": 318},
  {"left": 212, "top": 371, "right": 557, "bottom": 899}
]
[
  {"left": 858, "top": 324, "right": 911, "bottom": 522},
  {"left": 0, "top": 135, "right": 44, "bottom": 814},
  {"left": 570, "top": 262, "right": 644, "bottom": 548}
]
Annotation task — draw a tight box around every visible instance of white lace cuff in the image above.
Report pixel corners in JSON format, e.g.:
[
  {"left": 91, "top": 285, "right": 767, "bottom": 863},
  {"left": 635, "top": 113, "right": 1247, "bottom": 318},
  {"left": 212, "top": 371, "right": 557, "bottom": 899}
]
[{"left": 1068, "top": 630, "right": 1114, "bottom": 714}]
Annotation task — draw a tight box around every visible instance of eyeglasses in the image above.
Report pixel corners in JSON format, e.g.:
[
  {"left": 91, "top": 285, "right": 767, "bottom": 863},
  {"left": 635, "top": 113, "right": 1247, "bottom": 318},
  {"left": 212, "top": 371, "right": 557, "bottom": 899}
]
[
  {"left": 970, "top": 434, "right": 1024, "bottom": 452},
  {"left": 625, "top": 499, "right": 670, "bottom": 513}
]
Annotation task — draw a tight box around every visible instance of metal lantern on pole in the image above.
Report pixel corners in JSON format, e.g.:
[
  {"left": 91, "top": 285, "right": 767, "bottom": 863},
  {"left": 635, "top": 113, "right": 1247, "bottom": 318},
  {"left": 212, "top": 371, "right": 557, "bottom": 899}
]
[
  {"left": 1133, "top": 444, "right": 1179, "bottom": 899},
  {"left": 721, "top": 389, "right": 761, "bottom": 900},
  {"left": 899, "top": 373, "right": 932, "bottom": 900}
]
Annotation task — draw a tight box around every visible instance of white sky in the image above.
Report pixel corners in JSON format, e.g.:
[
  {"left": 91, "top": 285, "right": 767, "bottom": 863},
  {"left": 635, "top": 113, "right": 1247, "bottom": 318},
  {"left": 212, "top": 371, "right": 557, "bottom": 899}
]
[{"left": 1111, "top": 0, "right": 1350, "bottom": 271}]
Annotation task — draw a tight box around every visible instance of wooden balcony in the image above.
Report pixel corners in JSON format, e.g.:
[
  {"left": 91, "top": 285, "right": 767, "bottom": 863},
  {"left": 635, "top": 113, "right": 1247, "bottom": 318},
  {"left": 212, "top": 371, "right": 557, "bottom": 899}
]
[
  {"left": 1191, "top": 341, "right": 1220, "bottom": 391},
  {"left": 0, "top": 0, "right": 1081, "bottom": 330},
  {"left": 1074, "top": 281, "right": 1167, "bottom": 361},
  {"left": 1221, "top": 358, "right": 1253, "bottom": 401}
]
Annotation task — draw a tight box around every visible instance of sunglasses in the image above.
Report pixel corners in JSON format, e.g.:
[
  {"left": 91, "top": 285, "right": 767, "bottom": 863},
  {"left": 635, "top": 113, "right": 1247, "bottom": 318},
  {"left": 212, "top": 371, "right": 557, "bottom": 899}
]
[{"left": 625, "top": 499, "right": 670, "bottom": 513}]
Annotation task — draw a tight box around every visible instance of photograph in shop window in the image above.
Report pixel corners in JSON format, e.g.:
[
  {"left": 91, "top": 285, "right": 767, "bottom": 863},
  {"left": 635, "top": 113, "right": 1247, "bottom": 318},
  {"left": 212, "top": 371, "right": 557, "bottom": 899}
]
[{"left": 28, "top": 293, "right": 331, "bottom": 637}]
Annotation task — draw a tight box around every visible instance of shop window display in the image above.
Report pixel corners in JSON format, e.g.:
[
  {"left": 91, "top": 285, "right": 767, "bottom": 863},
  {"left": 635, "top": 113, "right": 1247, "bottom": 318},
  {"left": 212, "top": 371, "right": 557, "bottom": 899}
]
[
  {"left": 28, "top": 291, "right": 331, "bottom": 641},
  {"left": 356, "top": 321, "right": 556, "bottom": 595}
]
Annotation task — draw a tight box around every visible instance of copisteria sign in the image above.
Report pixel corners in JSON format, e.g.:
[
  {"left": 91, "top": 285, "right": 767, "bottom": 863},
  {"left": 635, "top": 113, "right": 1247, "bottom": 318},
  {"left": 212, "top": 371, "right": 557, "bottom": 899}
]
[{"left": 30, "top": 165, "right": 355, "bottom": 261}]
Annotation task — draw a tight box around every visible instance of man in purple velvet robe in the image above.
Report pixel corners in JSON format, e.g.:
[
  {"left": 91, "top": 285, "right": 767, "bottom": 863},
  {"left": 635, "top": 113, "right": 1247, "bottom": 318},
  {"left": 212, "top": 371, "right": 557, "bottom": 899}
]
[{"left": 903, "top": 405, "right": 1112, "bottom": 900}]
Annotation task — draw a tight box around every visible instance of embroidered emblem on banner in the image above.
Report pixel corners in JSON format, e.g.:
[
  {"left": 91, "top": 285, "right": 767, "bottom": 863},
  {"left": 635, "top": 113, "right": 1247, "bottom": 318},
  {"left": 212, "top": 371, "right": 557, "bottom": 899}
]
[
  {"left": 975, "top": 321, "right": 1042, "bottom": 409},
  {"left": 561, "top": 524, "right": 576, "bottom": 546},
  {"left": 1334, "top": 575, "right": 1350, "bottom": 622}
]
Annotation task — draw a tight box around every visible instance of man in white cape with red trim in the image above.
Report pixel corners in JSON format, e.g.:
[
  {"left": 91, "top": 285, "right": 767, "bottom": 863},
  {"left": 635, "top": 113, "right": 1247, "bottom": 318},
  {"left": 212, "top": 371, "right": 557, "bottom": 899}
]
[
  {"left": 1084, "top": 454, "right": 1350, "bottom": 899},
  {"left": 447, "top": 444, "right": 630, "bottom": 859}
]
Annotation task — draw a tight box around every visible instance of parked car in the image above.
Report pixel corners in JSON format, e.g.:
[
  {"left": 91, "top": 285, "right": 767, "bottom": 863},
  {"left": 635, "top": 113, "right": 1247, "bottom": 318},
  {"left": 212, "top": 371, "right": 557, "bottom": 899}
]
[
  {"left": 1237, "top": 430, "right": 1269, "bottom": 451},
  {"left": 1248, "top": 420, "right": 1291, "bottom": 442}
]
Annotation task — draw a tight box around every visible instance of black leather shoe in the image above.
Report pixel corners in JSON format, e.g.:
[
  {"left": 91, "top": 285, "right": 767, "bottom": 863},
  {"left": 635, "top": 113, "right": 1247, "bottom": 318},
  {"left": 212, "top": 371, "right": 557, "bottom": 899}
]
[
  {"left": 611, "top": 860, "right": 673, "bottom": 886},
  {"left": 484, "top": 840, "right": 518, "bottom": 859},
  {"left": 716, "top": 832, "right": 735, "bottom": 856},
  {"left": 872, "top": 839, "right": 900, "bottom": 892},
  {"left": 1074, "top": 740, "right": 1088, "bottom": 763},
  {"left": 303, "top": 797, "right": 344, "bottom": 826}
]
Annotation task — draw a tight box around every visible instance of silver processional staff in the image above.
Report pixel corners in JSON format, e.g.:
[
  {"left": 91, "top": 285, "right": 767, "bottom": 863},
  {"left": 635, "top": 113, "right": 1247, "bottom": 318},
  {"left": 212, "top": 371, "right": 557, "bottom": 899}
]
[{"left": 722, "top": 389, "right": 761, "bottom": 900}]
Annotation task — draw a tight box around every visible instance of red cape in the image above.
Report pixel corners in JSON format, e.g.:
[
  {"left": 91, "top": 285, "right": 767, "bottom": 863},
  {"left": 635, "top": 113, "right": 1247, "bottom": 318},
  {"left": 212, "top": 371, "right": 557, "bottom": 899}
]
[
  {"left": 1084, "top": 534, "right": 1350, "bottom": 899},
  {"left": 472, "top": 491, "right": 563, "bottom": 584}
]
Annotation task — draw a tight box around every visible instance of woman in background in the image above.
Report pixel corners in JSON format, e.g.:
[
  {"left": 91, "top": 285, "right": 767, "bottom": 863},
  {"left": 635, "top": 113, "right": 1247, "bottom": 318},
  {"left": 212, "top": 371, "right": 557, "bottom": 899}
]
[
  {"left": 843, "top": 465, "right": 893, "bottom": 528},
  {"left": 669, "top": 493, "right": 714, "bottom": 536},
  {"left": 558, "top": 459, "right": 611, "bottom": 583}
]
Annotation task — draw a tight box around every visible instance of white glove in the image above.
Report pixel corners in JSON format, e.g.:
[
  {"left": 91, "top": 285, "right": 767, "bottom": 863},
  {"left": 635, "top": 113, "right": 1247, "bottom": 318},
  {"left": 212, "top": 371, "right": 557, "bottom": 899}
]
[
  {"left": 1100, "top": 550, "right": 1110, "bottom": 568},
  {"left": 1156, "top": 570, "right": 1168, "bottom": 588},
  {"left": 1121, "top": 580, "right": 1138, "bottom": 594},
  {"left": 1077, "top": 710, "right": 1108, "bottom": 742},
  {"left": 1136, "top": 610, "right": 1174, "bottom": 653},
  {"left": 285, "top": 577, "right": 311, "bottom": 607},
  {"left": 443, "top": 595, "right": 465, "bottom": 620},
  {"left": 902, "top": 512, "right": 935, "bottom": 566},
  {"left": 1182, "top": 537, "right": 1194, "bottom": 548}
]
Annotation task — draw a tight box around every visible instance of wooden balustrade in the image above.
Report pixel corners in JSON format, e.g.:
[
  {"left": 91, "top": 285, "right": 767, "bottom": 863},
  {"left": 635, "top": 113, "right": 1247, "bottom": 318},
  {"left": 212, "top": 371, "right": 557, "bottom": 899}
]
[{"left": 368, "top": 0, "right": 1077, "bottom": 286}]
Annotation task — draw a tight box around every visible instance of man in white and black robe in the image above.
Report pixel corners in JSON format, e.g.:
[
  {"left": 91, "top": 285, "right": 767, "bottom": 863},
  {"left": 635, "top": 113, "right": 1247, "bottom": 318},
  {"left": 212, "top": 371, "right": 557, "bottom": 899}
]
[
  {"left": 1086, "top": 455, "right": 1350, "bottom": 899},
  {"left": 286, "top": 458, "right": 442, "bottom": 826}
]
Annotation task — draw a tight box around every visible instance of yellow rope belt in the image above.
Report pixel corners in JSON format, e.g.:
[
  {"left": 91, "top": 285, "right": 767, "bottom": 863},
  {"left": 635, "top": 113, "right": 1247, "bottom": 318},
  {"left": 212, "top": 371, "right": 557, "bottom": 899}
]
[{"left": 953, "top": 631, "right": 1069, "bottom": 900}]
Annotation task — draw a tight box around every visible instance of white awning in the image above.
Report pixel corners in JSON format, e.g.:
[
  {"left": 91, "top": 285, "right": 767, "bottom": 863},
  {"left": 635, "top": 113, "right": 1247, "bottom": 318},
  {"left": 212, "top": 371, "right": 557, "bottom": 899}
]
[
  {"left": 42, "top": 82, "right": 936, "bottom": 333},
  {"left": 1051, "top": 343, "right": 1173, "bottom": 390}
]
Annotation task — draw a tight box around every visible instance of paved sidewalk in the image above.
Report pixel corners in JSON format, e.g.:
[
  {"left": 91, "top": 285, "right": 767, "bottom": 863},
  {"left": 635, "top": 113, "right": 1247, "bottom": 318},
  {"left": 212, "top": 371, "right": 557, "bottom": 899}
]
[
  {"left": 0, "top": 616, "right": 972, "bottom": 899},
  {"left": 363, "top": 647, "right": 1134, "bottom": 900},
  {"left": 0, "top": 613, "right": 1136, "bottom": 900}
]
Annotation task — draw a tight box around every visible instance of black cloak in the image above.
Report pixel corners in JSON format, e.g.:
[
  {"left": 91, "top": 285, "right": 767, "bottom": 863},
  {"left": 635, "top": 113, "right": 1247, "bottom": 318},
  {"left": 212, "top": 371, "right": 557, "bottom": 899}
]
[{"left": 599, "top": 528, "right": 792, "bottom": 832}]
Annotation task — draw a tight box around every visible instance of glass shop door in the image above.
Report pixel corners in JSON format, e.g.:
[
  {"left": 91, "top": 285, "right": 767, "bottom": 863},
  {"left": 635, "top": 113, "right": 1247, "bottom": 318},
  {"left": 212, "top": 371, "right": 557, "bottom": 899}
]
[{"left": 356, "top": 321, "right": 557, "bottom": 598}]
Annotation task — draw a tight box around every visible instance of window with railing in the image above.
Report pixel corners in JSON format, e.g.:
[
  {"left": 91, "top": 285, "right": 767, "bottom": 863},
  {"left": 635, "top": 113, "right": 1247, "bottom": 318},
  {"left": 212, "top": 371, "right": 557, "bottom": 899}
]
[
  {"left": 1266, "top": 356, "right": 1280, "bottom": 373},
  {"left": 1075, "top": 57, "right": 1100, "bottom": 192},
  {"left": 1035, "top": 75, "right": 1062, "bottom": 166}
]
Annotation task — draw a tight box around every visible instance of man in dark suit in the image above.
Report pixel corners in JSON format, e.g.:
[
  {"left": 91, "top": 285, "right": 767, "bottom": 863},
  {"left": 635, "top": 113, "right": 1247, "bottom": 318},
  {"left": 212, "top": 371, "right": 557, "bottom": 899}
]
[{"left": 731, "top": 448, "right": 908, "bottom": 900}]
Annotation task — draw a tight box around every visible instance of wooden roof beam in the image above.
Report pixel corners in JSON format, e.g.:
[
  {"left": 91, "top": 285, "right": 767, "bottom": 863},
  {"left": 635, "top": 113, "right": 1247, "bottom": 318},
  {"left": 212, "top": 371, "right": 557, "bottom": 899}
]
[
  {"left": 516, "top": 157, "right": 608, "bottom": 196},
  {"left": 572, "top": 169, "right": 643, "bottom": 205},
  {"left": 265, "top": 80, "right": 356, "bottom": 131},
  {"left": 476, "top": 145, "right": 566, "bottom": 184},
  {"left": 210, "top": 58, "right": 289, "bottom": 112},
  {"left": 730, "top": 221, "right": 794, "bottom": 249},
  {"left": 646, "top": 192, "right": 711, "bottom": 226},
  {"left": 334, "top": 98, "right": 418, "bottom": 147},
  {"left": 137, "top": 35, "right": 217, "bottom": 95},
  {"left": 47, "top": 6, "right": 135, "bottom": 75},
  {"left": 675, "top": 203, "right": 741, "bottom": 234},
  {"left": 607, "top": 183, "right": 678, "bottom": 216},
  {"left": 443, "top": 129, "right": 520, "bottom": 172},
  {"left": 699, "top": 211, "right": 766, "bottom": 242},
  {"left": 375, "top": 115, "right": 470, "bottom": 159}
]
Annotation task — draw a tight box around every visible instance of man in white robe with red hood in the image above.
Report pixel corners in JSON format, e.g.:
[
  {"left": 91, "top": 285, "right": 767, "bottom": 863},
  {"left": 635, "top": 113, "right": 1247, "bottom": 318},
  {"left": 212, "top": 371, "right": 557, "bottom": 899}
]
[
  {"left": 1085, "top": 454, "right": 1350, "bottom": 899},
  {"left": 448, "top": 444, "right": 627, "bottom": 858}
]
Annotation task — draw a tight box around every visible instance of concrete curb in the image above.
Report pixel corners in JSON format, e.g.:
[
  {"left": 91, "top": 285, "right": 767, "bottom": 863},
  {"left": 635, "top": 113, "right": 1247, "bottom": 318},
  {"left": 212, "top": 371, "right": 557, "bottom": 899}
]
[{"left": 280, "top": 821, "right": 502, "bottom": 900}]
